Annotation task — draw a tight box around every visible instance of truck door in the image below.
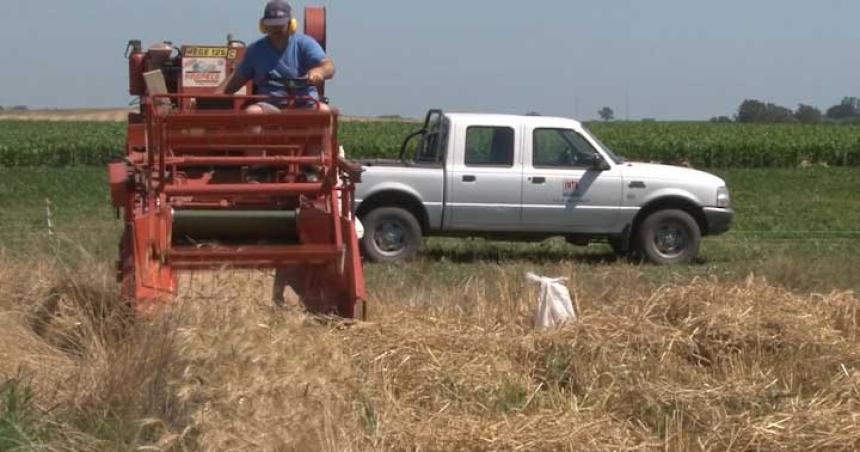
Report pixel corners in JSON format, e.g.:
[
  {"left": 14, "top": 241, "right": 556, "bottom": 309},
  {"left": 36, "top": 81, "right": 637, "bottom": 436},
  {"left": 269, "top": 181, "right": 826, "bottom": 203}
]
[
  {"left": 521, "top": 127, "right": 623, "bottom": 232},
  {"left": 446, "top": 123, "right": 523, "bottom": 231}
]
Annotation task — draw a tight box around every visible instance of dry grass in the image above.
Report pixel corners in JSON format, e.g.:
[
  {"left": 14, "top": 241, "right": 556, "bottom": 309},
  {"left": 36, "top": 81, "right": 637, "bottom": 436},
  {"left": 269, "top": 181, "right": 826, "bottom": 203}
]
[{"left": 0, "top": 255, "right": 858, "bottom": 451}]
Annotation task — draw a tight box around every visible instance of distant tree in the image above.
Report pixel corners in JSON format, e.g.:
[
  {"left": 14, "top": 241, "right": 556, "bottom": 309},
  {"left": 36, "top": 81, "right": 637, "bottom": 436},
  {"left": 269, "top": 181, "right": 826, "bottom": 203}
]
[
  {"left": 795, "top": 104, "right": 822, "bottom": 124},
  {"left": 525, "top": 111, "right": 541, "bottom": 116},
  {"left": 710, "top": 116, "right": 733, "bottom": 123},
  {"left": 641, "top": 117, "right": 657, "bottom": 123},
  {"left": 11, "top": 105, "right": 28, "bottom": 111},
  {"left": 0, "top": 105, "right": 4, "bottom": 112},
  {"left": 736, "top": 99, "right": 766, "bottom": 122},
  {"left": 598, "top": 107, "right": 614, "bottom": 122},
  {"left": 736, "top": 99, "right": 795, "bottom": 123},
  {"left": 767, "top": 105, "right": 796, "bottom": 123},
  {"left": 825, "top": 97, "right": 860, "bottom": 120}
]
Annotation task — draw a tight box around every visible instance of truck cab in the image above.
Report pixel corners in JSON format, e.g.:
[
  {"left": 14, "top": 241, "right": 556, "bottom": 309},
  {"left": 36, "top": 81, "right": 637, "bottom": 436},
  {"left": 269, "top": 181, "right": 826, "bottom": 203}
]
[{"left": 355, "top": 110, "right": 733, "bottom": 264}]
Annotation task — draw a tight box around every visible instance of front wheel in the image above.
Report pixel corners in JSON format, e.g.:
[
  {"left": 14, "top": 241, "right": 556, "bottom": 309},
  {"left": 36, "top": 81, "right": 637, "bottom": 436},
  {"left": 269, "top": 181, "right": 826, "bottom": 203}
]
[
  {"left": 637, "top": 209, "right": 701, "bottom": 265},
  {"left": 360, "top": 207, "right": 422, "bottom": 263}
]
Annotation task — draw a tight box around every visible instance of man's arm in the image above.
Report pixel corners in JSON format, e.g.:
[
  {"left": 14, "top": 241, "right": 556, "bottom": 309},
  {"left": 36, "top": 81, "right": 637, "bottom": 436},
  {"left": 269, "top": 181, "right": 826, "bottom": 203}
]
[
  {"left": 215, "top": 71, "right": 250, "bottom": 95},
  {"left": 307, "top": 58, "right": 335, "bottom": 86}
]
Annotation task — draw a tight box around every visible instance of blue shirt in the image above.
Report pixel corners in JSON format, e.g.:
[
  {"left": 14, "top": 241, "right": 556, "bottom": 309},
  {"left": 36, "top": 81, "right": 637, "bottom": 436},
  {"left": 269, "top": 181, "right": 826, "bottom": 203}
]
[{"left": 237, "top": 34, "right": 326, "bottom": 104}]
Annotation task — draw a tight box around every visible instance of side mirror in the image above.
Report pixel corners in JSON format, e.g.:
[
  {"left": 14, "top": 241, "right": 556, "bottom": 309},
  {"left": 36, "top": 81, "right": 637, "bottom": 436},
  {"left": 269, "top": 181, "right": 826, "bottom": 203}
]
[{"left": 591, "top": 152, "right": 610, "bottom": 171}]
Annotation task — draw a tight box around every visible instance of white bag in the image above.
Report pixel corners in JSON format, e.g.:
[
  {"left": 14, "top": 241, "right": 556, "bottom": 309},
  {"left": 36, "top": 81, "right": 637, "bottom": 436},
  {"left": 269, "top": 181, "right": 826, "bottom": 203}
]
[{"left": 527, "top": 273, "right": 577, "bottom": 330}]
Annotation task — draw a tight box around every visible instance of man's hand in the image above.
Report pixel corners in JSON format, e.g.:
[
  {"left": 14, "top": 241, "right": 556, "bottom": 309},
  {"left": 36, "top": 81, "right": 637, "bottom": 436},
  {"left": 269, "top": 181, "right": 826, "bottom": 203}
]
[
  {"left": 307, "top": 58, "right": 335, "bottom": 86},
  {"left": 218, "top": 72, "right": 249, "bottom": 95},
  {"left": 307, "top": 69, "right": 325, "bottom": 86}
]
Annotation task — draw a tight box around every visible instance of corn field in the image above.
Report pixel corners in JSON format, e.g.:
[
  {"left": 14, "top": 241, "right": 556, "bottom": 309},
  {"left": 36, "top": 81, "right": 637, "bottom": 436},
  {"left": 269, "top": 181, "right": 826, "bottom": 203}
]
[{"left": 1, "top": 120, "right": 858, "bottom": 167}]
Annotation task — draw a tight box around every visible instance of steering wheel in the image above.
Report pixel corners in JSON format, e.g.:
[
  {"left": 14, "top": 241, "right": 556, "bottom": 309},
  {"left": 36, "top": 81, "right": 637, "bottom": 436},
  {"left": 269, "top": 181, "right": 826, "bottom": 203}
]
[{"left": 268, "top": 77, "right": 311, "bottom": 94}]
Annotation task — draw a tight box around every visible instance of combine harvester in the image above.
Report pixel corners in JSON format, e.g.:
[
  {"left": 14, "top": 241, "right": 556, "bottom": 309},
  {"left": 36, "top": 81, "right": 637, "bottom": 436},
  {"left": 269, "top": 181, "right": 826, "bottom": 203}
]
[{"left": 108, "top": 7, "right": 367, "bottom": 318}]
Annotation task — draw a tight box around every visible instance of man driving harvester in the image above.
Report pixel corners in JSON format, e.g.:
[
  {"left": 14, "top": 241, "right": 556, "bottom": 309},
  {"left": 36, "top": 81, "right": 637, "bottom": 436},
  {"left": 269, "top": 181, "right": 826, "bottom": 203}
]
[
  {"left": 217, "top": 0, "right": 335, "bottom": 112},
  {"left": 218, "top": 1, "right": 339, "bottom": 308}
]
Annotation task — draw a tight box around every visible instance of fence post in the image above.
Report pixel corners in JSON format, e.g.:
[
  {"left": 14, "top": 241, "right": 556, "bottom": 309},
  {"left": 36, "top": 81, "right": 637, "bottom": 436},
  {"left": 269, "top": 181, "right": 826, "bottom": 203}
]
[{"left": 45, "top": 198, "right": 54, "bottom": 237}]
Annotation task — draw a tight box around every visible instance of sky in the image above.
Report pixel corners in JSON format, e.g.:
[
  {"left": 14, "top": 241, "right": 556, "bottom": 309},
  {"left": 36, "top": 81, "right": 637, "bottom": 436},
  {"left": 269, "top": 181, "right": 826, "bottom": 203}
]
[{"left": 0, "top": 0, "right": 857, "bottom": 120}]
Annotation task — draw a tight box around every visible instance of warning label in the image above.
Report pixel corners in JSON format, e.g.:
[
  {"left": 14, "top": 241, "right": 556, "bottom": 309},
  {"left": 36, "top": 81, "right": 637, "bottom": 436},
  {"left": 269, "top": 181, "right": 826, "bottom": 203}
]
[{"left": 182, "top": 57, "right": 226, "bottom": 87}]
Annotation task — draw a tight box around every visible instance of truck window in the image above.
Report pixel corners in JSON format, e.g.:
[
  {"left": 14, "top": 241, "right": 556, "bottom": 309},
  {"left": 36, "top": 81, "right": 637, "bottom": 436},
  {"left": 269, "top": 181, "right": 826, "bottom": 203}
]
[
  {"left": 465, "top": 126, "right": 514, "bottom": 167},
  {"left": 416, "top": 116, "right": 445, "bottom": 163},
  {"left": 533, "top": 128, "right": 597, "bottom": 168}
]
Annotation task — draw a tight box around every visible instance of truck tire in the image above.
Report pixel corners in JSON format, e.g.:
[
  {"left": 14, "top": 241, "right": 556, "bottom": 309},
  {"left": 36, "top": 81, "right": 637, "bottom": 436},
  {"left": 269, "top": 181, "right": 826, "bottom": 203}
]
[
  {"left": 360, "top": 207, "right": 422, "bottom": 263},
  {"left": 636, "top": 209, "right": 701, "bottom": 265}
]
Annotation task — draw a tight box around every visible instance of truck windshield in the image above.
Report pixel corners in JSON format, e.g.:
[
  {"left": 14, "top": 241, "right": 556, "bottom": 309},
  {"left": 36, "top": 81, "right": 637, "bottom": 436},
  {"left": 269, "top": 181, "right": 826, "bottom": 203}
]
[{"left": 583, "top": 126, "right": 625, "bottom": 164}]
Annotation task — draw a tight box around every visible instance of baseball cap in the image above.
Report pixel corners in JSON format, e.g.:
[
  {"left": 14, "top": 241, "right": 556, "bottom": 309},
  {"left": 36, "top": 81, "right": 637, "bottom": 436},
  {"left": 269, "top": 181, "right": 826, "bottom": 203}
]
[{"left": 261, "top": 0, "right": 292, "bottom": 26}]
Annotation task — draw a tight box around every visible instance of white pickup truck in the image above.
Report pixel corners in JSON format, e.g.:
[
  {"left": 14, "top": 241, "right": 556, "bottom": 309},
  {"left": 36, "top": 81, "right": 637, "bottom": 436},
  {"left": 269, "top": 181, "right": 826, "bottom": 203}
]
[{"left": 354, "top": 110, "right": 733, "bottom": 264}]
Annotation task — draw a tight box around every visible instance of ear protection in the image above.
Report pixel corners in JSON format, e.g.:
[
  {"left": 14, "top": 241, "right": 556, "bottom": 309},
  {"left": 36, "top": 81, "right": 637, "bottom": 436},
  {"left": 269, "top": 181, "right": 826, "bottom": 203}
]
[{"left": 260, "top": 18, "right": 298, "bottom": 35}]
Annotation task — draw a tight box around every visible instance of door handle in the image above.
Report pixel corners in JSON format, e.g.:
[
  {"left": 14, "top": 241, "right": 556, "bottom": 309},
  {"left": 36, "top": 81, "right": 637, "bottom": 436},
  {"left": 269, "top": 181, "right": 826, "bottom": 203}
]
[
  {"left": 462, "top": 175, "right": 476, "bottom": 182},
  {"left": 529, "top": 176, "right": 546, "bottom": 184}
]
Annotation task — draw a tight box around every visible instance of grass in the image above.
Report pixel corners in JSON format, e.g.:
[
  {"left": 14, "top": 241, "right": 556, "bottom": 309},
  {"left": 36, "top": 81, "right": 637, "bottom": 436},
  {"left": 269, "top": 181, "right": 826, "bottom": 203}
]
[
  {"left": 0, "top": 166, "right": 858, "bottom": 449},
  {"left": 1, "top": 166, "right": 859, "bottom": 291},
  {"left": 0, "top": 255, "right": 857, "bottom": 450},
  {"left": 0, "top": 376, "right": 50, "bottom": 450},
  {"left": 714, "top": 167, "right": 860, "bottom": 234}
]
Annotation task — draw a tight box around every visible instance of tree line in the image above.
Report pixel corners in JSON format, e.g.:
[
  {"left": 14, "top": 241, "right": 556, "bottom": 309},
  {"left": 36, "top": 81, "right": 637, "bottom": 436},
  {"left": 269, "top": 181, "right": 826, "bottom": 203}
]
[
  {"left": 713, "top": 97, "right": 860, "bottom": 124},
  {"left": 0, "top": 105, "right": 30, "bottom": 112}
]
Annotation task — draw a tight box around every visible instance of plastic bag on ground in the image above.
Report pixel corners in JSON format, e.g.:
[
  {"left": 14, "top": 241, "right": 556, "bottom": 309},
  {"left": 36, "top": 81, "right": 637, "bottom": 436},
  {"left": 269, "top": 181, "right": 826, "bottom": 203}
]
[{"left": 527, "top": 272, "right": 577, "bottom": 330}]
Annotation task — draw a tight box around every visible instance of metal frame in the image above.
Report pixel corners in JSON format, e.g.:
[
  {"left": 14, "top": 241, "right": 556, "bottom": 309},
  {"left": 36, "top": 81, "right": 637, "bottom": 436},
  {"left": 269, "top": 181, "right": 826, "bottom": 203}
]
[{"left": 110, "top": 91, "right": 367, "bottom": 317}]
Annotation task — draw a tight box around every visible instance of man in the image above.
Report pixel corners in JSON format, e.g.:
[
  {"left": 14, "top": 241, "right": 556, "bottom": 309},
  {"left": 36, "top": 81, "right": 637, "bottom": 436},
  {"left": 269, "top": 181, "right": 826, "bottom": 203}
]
[
  {"left": 217, "top": 1, "right": 336, "bottom": 307},
  {"left": 217, "top": 0, "right": 335, "bottom": 112}
]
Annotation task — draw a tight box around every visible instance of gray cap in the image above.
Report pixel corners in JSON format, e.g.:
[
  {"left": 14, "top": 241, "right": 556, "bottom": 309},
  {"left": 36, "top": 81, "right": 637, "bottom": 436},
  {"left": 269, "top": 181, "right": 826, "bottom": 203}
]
[{"left": 261, "top": 0, "right": 292, "bottom": 26}]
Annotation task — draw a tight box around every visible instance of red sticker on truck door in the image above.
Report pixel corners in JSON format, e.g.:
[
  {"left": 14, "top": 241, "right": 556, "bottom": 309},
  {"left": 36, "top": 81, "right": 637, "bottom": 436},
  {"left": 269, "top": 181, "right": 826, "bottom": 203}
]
[{"left": 563, "top": 179, "right": 579, "bottom": 197}]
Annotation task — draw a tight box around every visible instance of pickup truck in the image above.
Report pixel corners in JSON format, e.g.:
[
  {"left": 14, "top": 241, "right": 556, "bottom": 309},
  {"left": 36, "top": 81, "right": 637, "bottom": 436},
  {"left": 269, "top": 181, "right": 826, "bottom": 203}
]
[{"left": 354, "top": 110, "right": 733, "bottom": 264}]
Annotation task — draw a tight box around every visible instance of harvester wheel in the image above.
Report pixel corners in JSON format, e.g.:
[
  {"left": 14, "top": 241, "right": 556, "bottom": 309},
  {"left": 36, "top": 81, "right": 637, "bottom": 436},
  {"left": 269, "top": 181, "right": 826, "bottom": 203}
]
[{"left": 360, "top": 207, "right": 422, "bottom": 263}]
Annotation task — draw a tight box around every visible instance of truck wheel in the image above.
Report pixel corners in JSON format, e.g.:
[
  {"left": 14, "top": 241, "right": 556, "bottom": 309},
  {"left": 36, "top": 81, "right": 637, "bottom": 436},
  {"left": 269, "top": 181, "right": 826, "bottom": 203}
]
[
  {"left": 360, "top": 207, "right": 422, "bottom": 263},
  {"left": 637, "top": 209, "right": 701, "bottom": 265}
]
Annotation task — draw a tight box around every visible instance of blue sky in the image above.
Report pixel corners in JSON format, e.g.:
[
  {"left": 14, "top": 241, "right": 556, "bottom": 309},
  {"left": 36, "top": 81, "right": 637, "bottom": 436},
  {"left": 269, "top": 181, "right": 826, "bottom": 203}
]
[{"left": 1, "top": 0, "right": 857, "bottom": 120}]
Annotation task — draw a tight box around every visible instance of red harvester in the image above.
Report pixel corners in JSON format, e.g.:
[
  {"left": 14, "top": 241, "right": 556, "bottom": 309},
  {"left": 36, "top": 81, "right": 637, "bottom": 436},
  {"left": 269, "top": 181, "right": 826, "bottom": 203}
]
[{"left": 109, "top": 7, "right": 367, "bottom": 318}]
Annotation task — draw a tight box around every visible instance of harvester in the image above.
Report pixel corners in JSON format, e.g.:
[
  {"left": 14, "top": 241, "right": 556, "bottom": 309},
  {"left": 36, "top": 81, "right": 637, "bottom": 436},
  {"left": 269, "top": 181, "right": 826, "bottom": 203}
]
[{"left": 109, "top": 7, "right": 367, "bottom": 318}]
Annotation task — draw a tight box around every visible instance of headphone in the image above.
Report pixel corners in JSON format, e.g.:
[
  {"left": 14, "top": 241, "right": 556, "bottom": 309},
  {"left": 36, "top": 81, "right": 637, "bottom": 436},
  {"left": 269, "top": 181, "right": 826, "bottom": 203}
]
[{"left": 259, "top": 18, "right": 298, "bottom": 35}]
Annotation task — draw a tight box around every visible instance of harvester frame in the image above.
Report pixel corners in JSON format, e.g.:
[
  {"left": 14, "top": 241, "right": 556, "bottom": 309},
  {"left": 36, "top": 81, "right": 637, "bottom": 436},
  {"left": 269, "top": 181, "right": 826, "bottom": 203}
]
[{"left": 109, "top": 7, "right": 367, "bottom": 318}]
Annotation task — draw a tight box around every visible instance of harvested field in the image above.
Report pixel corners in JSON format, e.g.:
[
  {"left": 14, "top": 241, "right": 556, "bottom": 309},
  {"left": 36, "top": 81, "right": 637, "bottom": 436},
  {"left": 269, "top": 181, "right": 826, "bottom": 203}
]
[
  {"left": 1, "top": 256, "right": 857, "bottom": 451},
  {"left": 0, "top": 109, "right": 134, "bottom": 123}
]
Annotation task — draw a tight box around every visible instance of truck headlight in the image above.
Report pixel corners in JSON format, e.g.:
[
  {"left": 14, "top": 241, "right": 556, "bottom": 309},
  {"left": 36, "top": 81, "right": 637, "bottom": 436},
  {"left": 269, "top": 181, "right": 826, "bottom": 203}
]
[{"left": 716, "top": 186, "right": 731, "bottom": 208}]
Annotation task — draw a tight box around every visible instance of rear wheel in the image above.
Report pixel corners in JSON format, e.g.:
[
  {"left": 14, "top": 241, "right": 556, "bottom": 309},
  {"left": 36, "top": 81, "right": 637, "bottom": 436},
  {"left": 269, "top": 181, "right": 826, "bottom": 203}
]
[
  {"left": 637, "top": 209, "right": 701, "bottom": 265},
  {"left": 360, "top": 207, "right": 422, "bottom": 263}
]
